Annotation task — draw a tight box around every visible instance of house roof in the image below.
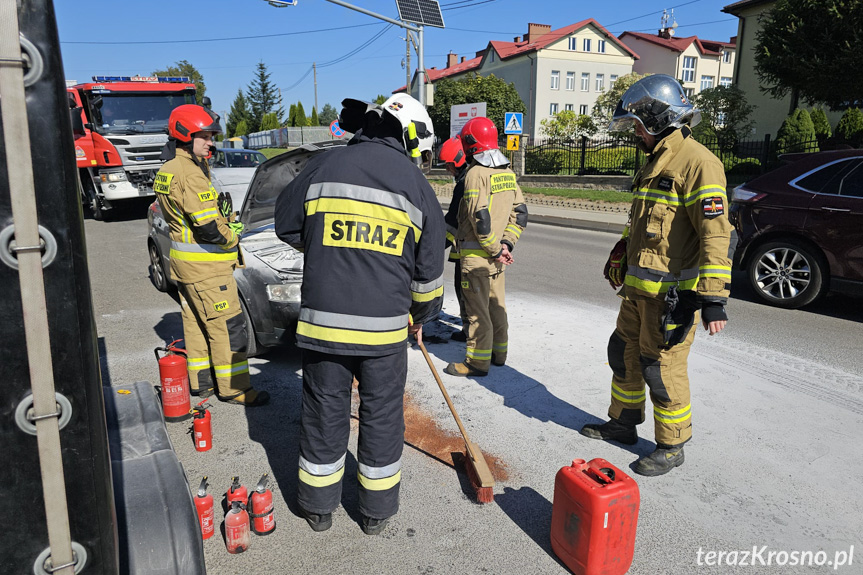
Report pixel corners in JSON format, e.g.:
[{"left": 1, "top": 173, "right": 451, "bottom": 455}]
[
  {"left": 487, "top": 18, "right": 639, "bottom": 61},
  {"left": 618, "top": 31, "right": 735, "bottom": 57},
  {"left": 722, "top": 0, "right": 775, "bottom": 15},
  {"left": 392, "top": 54, "right": 483, "bottom": 93}
]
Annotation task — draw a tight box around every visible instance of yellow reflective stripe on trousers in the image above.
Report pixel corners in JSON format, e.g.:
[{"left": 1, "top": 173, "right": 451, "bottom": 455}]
[
  {"left": 299, "top": 453, "right": 346, "bottom": 487},
  {"left": 493, "top": 342, "right": 508, "bottom": 352},
  {"left": 214, "top": 361, "right": 249, "bottom": 377},
  {"left": 467, "top": 347, "right": 492, "bottom": 360},
  {"left": 612, "top": 382, "right": 646, "bottom": 404},
  {"left": 187, "top": 356, "right": 211, "bottom": 370},
  {"left": 357, "top": 459, "right": 401, "bottom": 491},
  {"left": 654, "top": 403, "right": 692, "bottom": 423},
  {"left": 358, "top": 470, "right": 401, "bottom": 491},
  {"left": 699, "top": 265, "right": 731, "bottom": 279},
  {"left": 299, "top": 467, "right": 345, "bottom": 488}
]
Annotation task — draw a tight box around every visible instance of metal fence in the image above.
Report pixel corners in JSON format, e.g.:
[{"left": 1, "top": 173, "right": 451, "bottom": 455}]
[{"left": 245, "top": 126, "right": 348, "bottom": 149}]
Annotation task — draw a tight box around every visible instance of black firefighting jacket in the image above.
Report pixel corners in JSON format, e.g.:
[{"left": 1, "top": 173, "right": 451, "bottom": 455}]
[
  {"left": 274, "top": 133, "right": 446, "bottom": 356},
  {"left": 444, "top": 165, "right": 466, "bottom": 262}
]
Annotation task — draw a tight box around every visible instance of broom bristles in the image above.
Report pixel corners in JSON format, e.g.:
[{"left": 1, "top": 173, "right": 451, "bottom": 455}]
[{"left": 464, "top": 450, "right": 495, "bottom": 504}]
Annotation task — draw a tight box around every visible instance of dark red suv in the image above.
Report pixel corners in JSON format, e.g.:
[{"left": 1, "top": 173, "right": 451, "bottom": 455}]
[{"left": 730, "top": 150, "right": 863, "bottom": 308}]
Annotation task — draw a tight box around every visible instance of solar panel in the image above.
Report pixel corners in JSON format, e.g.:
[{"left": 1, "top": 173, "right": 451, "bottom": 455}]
[{"left": 395, "top": 0, "right": 445, "bottom": 28}]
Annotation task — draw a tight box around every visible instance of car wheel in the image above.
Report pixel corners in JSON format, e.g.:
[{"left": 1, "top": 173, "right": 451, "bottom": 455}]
[
  {"left": 148, "top": 241, "right": 170, "bottom": 292},
  {"left": 747, "top": 240, "right": 827, "bottom": 309},
  {"left": 240, "top": 297, "right": 259, "bottom": 358}
]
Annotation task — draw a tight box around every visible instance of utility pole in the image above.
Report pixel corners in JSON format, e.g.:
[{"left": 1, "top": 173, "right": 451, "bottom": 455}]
[
  {"left": 404, "top": 36, "right": 411, "bottom": 95},
  {"left": 313, "top": 62, "right": 318, "bottom": 114}
]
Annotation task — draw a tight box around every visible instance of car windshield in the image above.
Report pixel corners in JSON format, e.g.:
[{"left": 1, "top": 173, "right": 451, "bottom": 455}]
[
  {"left": 91, "top": 91, "right": 196, "bottom": 135},
  {"left": 221, "top": 151, "right": 267, "bottom": 168}
]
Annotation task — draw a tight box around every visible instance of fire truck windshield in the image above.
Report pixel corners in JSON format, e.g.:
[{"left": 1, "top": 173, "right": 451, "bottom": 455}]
[{"left": 91, "top": 91, "right": 196, "bottom": 135}]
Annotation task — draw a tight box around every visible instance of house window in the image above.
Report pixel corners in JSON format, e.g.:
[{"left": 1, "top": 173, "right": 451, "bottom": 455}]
[
  {"left": 579, "top": 104, "right": 588, "bottom": 115},
  {"left": 566, "top": 72, "right": 575, "bottom": 91},
  {"left": 700, "top": 75, "right": 714, "bottom": 91},
  {"left": 610, "top": 74, "right": 618, "bottom": 87},
  {"left": 723, "top": 50, "right": 731, "bottom": 63},
  {"left": 682, "top": 56, "right": 696, "bottom": 83},
  {"left": 597, "top": 40, "right": 606, "bottom": 53},
  {"left": 596, "top": 73, "right": 605, "bottom": 92},
  {"left": 489, "top": 51, "right": 495, "bottom": 63},
  {"left": 684, "top": 87, "right": 694, "bottom": 98},
  {"left": 568, "top": 37, "right": 578, "bottom": 51},
  {"left": 583, "top": 38, "right": 591, "bottom": 52},
  {"left": 551, "top": 70, "right": 560, "bottom": 90},
  {"left": 581, "top": 72, "right": 589, "bottom": 92},
  {"left": 565, "top": 104, "right": 574, "bottom": 112},
  {"left": 720, "top": 76, "right": 732, "bottom": 88},
  {"left": 550, "top": 103, "right": 559, "bottom": 115}
]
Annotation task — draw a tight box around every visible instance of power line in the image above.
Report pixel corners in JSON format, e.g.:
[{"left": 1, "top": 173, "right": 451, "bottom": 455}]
[
  {"left": 441, "top": 0, "right": 500, "bottom": 10},
  {"left": 603, "top": 0, "right": 709, "bottom": 28},
  {"left": 611, "top": 17, "right": 737, "bottom": 35}
]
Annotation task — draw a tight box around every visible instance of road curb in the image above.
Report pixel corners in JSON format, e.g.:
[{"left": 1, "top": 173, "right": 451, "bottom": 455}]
[{"left": 438, "top": 199, "right": 626, "bottom": 235}]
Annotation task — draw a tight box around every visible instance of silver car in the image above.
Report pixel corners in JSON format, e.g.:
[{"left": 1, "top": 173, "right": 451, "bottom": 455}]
[{"left": 147, "top": 141, "right": 346, "bottom": 355}]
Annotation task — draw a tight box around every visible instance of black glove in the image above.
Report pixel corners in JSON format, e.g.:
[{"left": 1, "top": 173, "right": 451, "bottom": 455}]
[
  {"left": 701, "top": 302, "right": 728, "bottom": 323},
  {"left": 218, "top": 191, "right": 233, "bottom": 219},
  {"left": 661, "top": 286, "right": 699, "bottom": 348}
]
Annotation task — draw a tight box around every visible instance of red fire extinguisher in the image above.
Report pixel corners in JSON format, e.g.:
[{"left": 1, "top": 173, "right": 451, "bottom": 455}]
[
  {"left": 154, "top": 339, "right": 191, "bottom": 422},
  {"left": 191, "top": 401, "right": 212, "bottom": 452},
  {"left": 226, "top": 476, "right": 248, "bottom": 509},
  {"left": 225, "top": 501, "right": 251, "bottom": 554},
  {"left": 193, "top": 476, "right": 215, "bottom": 540},
  {"left": 248, "top": 473, "right": 276, "bottom": 535}
]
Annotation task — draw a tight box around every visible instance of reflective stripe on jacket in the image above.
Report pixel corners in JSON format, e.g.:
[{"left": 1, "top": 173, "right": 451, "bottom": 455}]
[{"left": 621, "top": 128, "right": 732, "bottom": 303}]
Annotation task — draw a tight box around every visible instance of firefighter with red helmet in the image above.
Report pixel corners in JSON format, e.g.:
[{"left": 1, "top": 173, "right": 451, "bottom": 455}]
[
  {"left": 154, "top": 104, "right": 269, "bottom": 407},
  {"left": 580, "top": 75, "right": 732, "bottom": 476},
  {"left": 439, "top": 137, "right": 469, "bottom": 341},
  {"left": 444, "top": 117, "right": 528, "bottom": 377}
]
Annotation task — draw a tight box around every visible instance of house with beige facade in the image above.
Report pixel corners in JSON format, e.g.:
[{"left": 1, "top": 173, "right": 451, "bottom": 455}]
[
  {"left": 618, "top": 31, "right": 736, "bottom": 99},
  {"left": 722, "top": 0, "right": 843, "bottom": 137},
  {"left": 396, "top": 20, "right": 639, "bottom": 140}
]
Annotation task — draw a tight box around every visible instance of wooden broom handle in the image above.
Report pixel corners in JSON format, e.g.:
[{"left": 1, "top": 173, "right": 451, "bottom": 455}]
[{"left": 418, "top": 340, "right": 471, "bottom": 442}]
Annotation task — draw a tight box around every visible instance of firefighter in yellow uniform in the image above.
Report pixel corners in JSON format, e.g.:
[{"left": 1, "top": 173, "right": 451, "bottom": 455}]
[
  {"left": 580, "top": 75, "right": 731, "bottom": 476},
  {"left": 445, "top": 117, "right": 528, "bottom": 377},
  {"left": 155, "top": 104, "right": 269, "bottom": 407}
]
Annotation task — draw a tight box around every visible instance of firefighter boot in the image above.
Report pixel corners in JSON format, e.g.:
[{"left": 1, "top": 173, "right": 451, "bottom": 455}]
[
  {"left": 444, "top": 362, "right": 488, "bottom": 377},
  {"left": 218, "top": 388, "right": 270, "bottom": 407},
  {"left": 634, "top": 444, "right": 685, "bottom": 476},
  {"left": 300, "top": 508, "right": 332, "bottom": 532},
  {"left": 450, "top": 330, "right": 467, "bottom": 342},
  {"left": 361, "top": 515, "right": 390, "bottom": 536},
  {"left": 579, "top": 419, "right": 638, "bottom": 445}
]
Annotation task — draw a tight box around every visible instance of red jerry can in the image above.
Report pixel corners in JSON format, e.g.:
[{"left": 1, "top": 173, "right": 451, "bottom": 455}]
[{"left": 551, "top": 458, "right": 639, "bottom": 575}]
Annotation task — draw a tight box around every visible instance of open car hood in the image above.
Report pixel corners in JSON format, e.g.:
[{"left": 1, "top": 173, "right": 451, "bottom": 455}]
[{"left": 239, "top": 141, "right": 346, "bottom": 231}]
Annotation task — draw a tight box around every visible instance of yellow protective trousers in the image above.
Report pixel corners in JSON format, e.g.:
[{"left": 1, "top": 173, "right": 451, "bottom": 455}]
[
  {"left": 460, "top": 263, "right": 508, "bottom": 371},
  {"left": 607, "top": 297, "right": 697, "bottom": 446},
  {"left": 178, "top": 274, "right": 250, "bottom": 397}
]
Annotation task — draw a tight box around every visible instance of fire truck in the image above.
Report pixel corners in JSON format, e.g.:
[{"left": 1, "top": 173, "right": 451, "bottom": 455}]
[{"left": 67, "top": 75, "right": 197, "bottom": 219}]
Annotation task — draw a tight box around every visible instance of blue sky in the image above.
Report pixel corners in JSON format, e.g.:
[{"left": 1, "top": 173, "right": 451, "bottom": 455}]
[{"left": 56, "top": 0, "right": 738, "bottom": 120}]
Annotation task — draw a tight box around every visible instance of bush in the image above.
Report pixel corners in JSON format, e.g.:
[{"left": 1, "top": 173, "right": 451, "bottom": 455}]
[
  {"left": 810, "top": 108, "right": 832, "bottom": 142},
  {"left": 525, "top": 148, "right": 565, "bottom": 174},
  {"left": 836, "top": 108, "right": 863, "bottom": 145},
  {"left": 776, "top": 108, "right": 819, "bottom": 154}
]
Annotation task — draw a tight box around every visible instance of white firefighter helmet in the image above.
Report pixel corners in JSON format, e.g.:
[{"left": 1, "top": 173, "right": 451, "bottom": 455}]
[{"left": 380, "top": 94, "right": 435, "bottom": 155}]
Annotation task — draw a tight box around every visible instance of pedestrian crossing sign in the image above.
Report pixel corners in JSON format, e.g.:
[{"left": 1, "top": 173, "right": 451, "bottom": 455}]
[{"left": 504, "top": 112, "right": 523, "bottom": 135}]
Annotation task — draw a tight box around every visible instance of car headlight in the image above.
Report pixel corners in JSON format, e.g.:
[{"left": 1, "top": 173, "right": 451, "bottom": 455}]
[
  {"left": 100, "top": 170, "right": 127, "bottom": 183},
  {"left": 266, "top": 283, "right": 301, "bottom": 303}
]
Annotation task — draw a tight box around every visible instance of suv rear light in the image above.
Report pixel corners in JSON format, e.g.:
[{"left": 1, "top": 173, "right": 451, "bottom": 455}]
[{"left": 731, "top": 184, "right": 766, "bottom": 203}]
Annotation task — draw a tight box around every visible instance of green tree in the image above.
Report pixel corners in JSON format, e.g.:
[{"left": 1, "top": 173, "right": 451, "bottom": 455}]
[
  {"left": 246, "top": 61, "right": 284, "bottom": 133},
  {"left": 428, "top": 73, "right": 526, "bottom": 138},
  {"left": 288, "top": 104, "right": 298, "bottom": 127},
  {"left": 296, "top": 101, "right": 309, "bottom": 127},
  {"left": 152, "top": 60, "right": 206, "bottom": 105},
  {"left": 319, "top": 103, "right": 338, "bottom": 126},
  {"left": 539, "top": 111, "right": 597, "bottom": 141},
  {"left": 810, "top": 107, "right": 832, "bottom": 142},
  {"left": 310, "top": 106, "right": 319, "bottom": 127},
  {"left": 592, "top": 72, "right": 649, "bottom": 131},
  {"left": 373, "top": 94, "right": 388, "bottom": 105},
  {"left": 776, "top": 108, "right": 819, "bottom": 153},
  {"left": 755, "top": 0, "right": 863, "bottom": 110},
  {"left": 261, "top": 112, "right": 279, "bottom": 131},
  {"left": 836, "top": 108, "right": 863, "bottom": 145},
  {"left": 692, "top": 85, "right": 755, "bottom": 143},
  {"left": 234, "top": 119, "right": 249, "bottom": 138},
  {"left": 226, "top": 89, "right": 251, "bottom": 138}
]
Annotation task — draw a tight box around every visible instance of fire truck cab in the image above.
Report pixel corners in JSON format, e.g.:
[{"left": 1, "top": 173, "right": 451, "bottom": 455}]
[{"left": 67, "top": 76, "right": 197, "bottom": 219}]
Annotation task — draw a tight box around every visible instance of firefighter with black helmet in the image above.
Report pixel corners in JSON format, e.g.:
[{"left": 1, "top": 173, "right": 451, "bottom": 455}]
[
  {"left": 439, "top": 136, "right": 469, "bottom": 341},
  {"left": 274, "top": 94, "right": 445, "bottom": 535},
  {"left": 580, "top": 74, "right": 732, "bottom": 476},
  {"left": 444, "top": 117, "right": 528, "bottom": 377},
  {"left": 155, "top": 104, "right": 269, "bottom": 407}
]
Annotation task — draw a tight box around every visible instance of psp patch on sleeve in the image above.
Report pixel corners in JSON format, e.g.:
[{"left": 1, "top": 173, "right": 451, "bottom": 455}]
[{"left": 701, "top": 196, "right": 725, "bottom": 219}]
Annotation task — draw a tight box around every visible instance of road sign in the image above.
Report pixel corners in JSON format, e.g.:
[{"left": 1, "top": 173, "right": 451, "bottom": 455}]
[
  {"left": 329, "top": 120, "right": 345, "bottom": 138},
  {"left": 504, "top": 112, "right": 523, "bottom": 135},
  {"left": 449, "top": 102, "right": 486, "bottom": 138},
  {"left": 506, "top": 135, "right": 520, "bottom": 151}
]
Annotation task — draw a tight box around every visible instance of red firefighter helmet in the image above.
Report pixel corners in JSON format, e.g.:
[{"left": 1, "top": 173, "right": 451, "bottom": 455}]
[
  {"left": 168, "top": 104, "right": 222, "bottom": 143},
  {"left": 459, "top": 117, "right": 498, "bottom": 155},
  {"left": 438, "top": 137, "right": 466, "bottom": 168}
]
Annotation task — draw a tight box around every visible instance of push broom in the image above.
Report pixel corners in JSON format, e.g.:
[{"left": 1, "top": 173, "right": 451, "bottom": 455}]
[{"left": 418, "top": 340, "right": 495, "bottom": 503}]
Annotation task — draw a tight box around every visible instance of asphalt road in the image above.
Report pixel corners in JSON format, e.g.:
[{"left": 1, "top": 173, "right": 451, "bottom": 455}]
[{"left": 86, "top": 202, "right": 863, "bottom": 574}]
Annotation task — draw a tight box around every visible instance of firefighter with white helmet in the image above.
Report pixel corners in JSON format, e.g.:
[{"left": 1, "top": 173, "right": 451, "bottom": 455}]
[
  {"left": 274, "top": 94, "right": 444, "bottom": 535},
  {"left": 444, "top": 117, "right": 528, "bottom": 377},
  {"left": 155, "top": 104, "right": 269, "bottom": 406},
  {"left": 580, "top": 74, "right": 732, "bottom": 476}
]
